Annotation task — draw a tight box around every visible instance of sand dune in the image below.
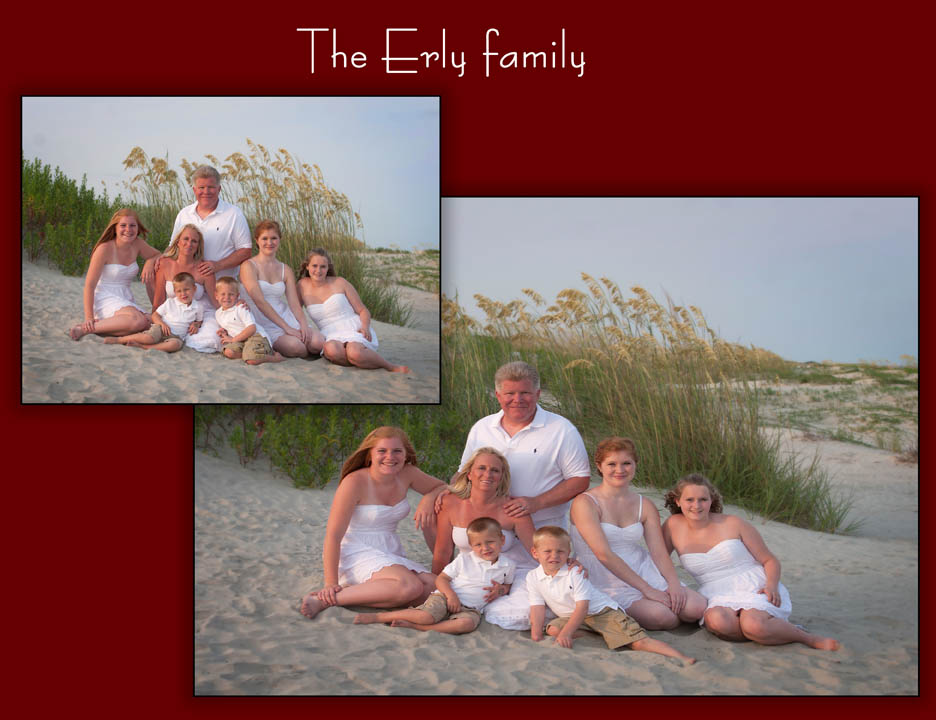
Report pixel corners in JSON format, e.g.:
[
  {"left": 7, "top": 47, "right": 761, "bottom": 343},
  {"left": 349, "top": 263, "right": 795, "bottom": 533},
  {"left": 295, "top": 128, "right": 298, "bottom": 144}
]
[
  {"left": 22, "top": 260, "right": 440, "bottom": 403},
  {"left": 194, "top": 434, "right": 918, "bottom": 695}
]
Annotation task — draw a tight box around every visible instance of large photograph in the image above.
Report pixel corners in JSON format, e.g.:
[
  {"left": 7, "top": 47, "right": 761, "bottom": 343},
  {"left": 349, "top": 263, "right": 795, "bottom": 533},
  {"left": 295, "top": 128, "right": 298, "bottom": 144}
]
[{"left": 194, "top": 197, "right": 918, "bottom": 694}]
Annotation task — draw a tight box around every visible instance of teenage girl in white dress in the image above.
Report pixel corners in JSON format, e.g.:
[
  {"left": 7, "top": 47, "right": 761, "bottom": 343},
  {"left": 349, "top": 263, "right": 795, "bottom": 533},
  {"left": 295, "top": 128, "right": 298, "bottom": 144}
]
[
  {"left": 570, "top": 437, "right": 707, "bottom": 630},
  {"left": 297, "top": 247, "right": 409, "bottom": 373},
  {"left": 69, "top": 209, "right": 161, "bottom": 341},
  {"left": 239, "top": 220, "right": 324, "bottom": 359},
  {"left": 299, "top": 426, "right": 448, "bottom": 620},
  {"left": 662, "top": 473, "right": 840, "bottom": 650}
]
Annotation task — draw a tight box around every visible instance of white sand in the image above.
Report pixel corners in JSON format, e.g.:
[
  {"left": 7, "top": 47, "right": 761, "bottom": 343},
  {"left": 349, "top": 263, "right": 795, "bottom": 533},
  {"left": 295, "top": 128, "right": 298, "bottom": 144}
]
[
  {"left": 194, "top": 435, "right": 918, "bottom": 695},
  {"left": 22, "top": 260, "right": 440, "bottom": 403}
]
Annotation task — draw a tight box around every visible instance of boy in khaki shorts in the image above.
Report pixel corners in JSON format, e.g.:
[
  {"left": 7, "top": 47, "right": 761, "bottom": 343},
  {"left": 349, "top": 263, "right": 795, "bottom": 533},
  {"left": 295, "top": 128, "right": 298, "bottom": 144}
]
[
  {"left": 354, "top": 517, "right": 516, "bottom": 635},
  {"left": 214, "top": 277, "right": 284, "bottom": 365},
  {"left": 528, "top": 526, "right": 695, "bottom": 663},
  {"left": 104, "top": 272, "right": 202, "bottom": 352}
]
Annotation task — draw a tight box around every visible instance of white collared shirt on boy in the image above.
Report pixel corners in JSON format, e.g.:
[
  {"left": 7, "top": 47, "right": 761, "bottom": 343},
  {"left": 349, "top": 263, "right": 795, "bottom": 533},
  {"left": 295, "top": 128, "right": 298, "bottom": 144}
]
[
  {"left": 441, "top": 552, "right": 516, "bottom": 611},
  {"left": 156, "top": 297, "right": 204, "bottom": 338},
  {"left": 215, "top": 304, "right": 271, "bottom": 342},
  {"left": 461, "top": 405, "right": 590, "bottom": 529},
  {"left": 526, "top": 564, "right": 619, "bottom": 618}
]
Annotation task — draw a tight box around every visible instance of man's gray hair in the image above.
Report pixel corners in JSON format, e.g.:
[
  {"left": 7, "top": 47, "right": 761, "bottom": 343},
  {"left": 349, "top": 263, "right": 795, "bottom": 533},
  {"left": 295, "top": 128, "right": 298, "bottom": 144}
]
[
  {"left": 192, "top": 165, "right": 221, "bottom": 184},
  {"left": 494, "top": 361, "right": 540, "bottom": 391}
]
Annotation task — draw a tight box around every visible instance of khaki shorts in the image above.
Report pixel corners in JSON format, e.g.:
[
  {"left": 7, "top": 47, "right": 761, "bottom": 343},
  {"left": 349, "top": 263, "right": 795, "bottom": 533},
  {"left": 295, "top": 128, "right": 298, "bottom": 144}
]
[
  {"left": 144, "top": 324, "right": 182, "bottom": 346},
  {"left": 546, "top": 606, "right": 647, "bottom": 649},
  {"left": 416, "top": 592, "right": 482, "bottom": 627},
  {"left": 226, "top": 334, "right": 272, "bottom": 361}
]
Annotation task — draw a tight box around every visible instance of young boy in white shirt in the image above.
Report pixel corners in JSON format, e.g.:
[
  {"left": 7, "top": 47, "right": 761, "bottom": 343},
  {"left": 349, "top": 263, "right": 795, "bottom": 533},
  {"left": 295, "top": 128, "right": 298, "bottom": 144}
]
[
  {"left": 105, "top": 272, "right": 202, "bottom": 353},
  {"left": 354, "top": 517, "right": 516, "bottom": 635},
  {"left": 528, "top": 526, "right": 695, "bottom": 663},
  {"left": 213, "top": 276, "right": 284, "bottom": 365}
]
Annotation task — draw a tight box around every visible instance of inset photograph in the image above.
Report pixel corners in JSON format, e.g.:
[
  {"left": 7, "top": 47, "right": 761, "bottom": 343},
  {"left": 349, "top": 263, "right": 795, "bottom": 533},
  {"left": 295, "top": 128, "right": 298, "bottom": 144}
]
[{"left": 22, "top": 96, "right": 440, "bottom": 403}]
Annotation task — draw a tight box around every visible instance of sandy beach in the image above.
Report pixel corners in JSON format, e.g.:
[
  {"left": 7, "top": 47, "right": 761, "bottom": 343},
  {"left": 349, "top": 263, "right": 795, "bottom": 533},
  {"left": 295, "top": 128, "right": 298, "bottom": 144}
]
[
  {"left": 194, "top": 433, "right": 918, "bottom": 695},
  {"left": 22, "top": 260, "right": 440, "bottom": 403}
]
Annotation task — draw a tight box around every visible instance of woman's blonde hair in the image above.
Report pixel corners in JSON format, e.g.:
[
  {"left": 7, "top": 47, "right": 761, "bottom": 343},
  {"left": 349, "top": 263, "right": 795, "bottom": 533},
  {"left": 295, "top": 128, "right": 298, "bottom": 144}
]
[
  {"left": 663, "top": 473, "right": 724, "bottom": 514},
  {"left": 449, "top": 447, "right": 511, "bottom": 499},
  {"left": 340, "top": 426, "right": 418, "bottom": 481},
  {"left": 163, "top": 224, "right": 204, "bottom": 261},
  {"left": 90, "top": 208, "right": 149, "bottom": 257}
]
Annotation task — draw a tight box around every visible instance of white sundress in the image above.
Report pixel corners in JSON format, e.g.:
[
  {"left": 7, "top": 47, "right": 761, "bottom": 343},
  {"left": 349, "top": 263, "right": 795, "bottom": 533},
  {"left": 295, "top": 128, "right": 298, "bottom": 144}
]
[
  {"left": 337, "top": 498, "right": 428, "bottom": 586},
  {"left": 92, "top": 263, "right": 145, "bottom": 320},
  {"left": 244, "top": 261, "right": 301, "bottom": 345},
  {"left": 679, "top": 538, "right": 792, "bottom": 624},
  {"left": 304, "top": 292, "right": 378, "bottom": 351},
  {"left": 570, "top": 493, "right": 672, "bottom": 610}
]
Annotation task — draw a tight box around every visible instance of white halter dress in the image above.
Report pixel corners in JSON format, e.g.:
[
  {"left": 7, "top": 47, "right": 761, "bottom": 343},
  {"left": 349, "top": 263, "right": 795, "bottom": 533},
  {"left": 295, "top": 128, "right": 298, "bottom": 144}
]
[
  {"left": 337, "top": 498, "right": 428, "bottom": 586},
  {"left": 570, "top": 493, "right": 672, "bottom": 610},
  {"left": 678, "top": 538, "right": 792, "bottom": 623},
  {"left": 92, "top": 263, "right": 145, "bottom": 319}
]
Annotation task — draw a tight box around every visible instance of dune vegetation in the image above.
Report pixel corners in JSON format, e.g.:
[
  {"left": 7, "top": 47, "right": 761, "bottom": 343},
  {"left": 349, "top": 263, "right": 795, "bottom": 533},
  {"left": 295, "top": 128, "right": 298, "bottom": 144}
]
[{"left": 21, "top": 141, "right": 411, "bottom": 325}]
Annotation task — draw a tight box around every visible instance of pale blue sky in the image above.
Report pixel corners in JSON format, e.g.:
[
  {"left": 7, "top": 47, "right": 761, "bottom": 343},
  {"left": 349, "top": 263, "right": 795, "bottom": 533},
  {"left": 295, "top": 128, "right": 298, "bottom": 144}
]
[
  {"left": 22, "top": 97, "right": 439, "bottom": 250},
  {"left": 442, "top": 197, "right": 918, "bottom": 364}
]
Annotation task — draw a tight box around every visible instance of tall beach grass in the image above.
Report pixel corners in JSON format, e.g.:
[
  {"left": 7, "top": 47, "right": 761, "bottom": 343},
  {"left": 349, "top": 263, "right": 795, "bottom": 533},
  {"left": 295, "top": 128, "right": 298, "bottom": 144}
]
[
  {"left": 22, "top": 142, "right": 412, "bottom": 326},
  {"left": 196, "top": 274, "right": 853, "bottom": 534}
]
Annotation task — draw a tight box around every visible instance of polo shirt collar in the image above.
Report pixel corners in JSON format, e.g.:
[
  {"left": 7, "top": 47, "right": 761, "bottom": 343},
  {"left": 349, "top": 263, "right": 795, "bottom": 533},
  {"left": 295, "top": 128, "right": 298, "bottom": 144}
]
[
  {"left": 533, "top": 564, "right": 571, "bottom": 581},
  {"left": 469, "top": 552, "right": 505, "bottom": 571},
  {"left": 488, "top": 404, "right": 546, "bottom": 432}
]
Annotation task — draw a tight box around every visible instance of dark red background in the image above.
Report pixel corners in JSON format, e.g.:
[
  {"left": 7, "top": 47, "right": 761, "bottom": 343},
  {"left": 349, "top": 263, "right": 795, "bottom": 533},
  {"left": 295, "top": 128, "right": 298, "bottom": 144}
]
[{"left": 6, "top": 0, "right": 927, "bottom": 713}]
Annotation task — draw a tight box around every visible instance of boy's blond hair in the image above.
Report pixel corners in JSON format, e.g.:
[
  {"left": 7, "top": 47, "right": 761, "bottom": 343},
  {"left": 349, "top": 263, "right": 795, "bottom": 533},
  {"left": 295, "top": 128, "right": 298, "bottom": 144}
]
[
  {"left": 215, "top": 276, "right": 239, "bottom": 291},
  {"left": 532, "top": 525, "right": 571, "bottom": 549},
  {"left": 466, "top": 516, "right": 503, "bottom": 539},
  {"left": 172, "top": 272, "right": 196, "bottom": 286}
]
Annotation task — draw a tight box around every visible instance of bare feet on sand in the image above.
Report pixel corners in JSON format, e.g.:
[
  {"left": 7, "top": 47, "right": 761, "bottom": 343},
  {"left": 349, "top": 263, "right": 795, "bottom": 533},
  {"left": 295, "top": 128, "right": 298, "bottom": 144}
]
[
  {"left": 352, "top": 613, "right": 381, "bottom": 625},
  {"left": 390, "top": 364, "right": 410, "bottom": 373},
  {"left": 811, "top": 636, "right": 841, "bottom": 651},
  {"left": 69, "top": 325, "right": 86, "bottom": 341},
  {"left": 246, "top": 351, "right": 286, "bottom": 365},
  {"left": 101, "top": 337, "right": 122, "bottom": 344},
  {"left": 300, "top": 593, "right": 325, "bottom": 619},
  {"left": 389, "top": 619, "right": 418, "bottom": 629}
]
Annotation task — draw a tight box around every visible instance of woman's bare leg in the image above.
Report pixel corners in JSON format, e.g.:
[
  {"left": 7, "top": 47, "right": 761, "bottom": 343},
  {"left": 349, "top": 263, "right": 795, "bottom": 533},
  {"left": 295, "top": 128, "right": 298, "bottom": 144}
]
[
  {"left": 70, "top": 308, "right": 149, "bottom": 340},
  {"left": 703, "top": 607, "right": 746, "bottom": 641},
  {"left": 274, "top": 334, "right": 309, "bottom": 358},
  {"left": 738, "top": 609, "right": 840, "bottom": 650},
  {"left": 345, "top": 342, "right": 410, "bottom": 373},
  {"left": 323, "top": 340, "right": 351, "bottom": 366},
  {"left": 626, "top": 599, "right": 680, "bottom": 630},
  {"left": 300, "top": 565, "right": 427, "bottom": 619}
]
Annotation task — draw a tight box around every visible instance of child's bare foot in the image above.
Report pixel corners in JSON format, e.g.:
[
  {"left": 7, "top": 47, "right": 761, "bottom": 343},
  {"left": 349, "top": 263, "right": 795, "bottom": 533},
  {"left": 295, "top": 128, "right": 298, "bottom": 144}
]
[
  {"left": 69, "top": 325, "right": 86, "bottom": 341},
  {"left": 101, "top": 336, "right": 121, "bottom": 344},
  {"left": 390, "top": 364, "right": 410, "bottom": 373},
  {"left": 390, "top": 619, "right": 418, "bottom": 629},
  {"left": 811, "top": 636, "right": 840, "bottom": 651},
  {"left": 246, "top": 352, "right": 286, "bottom": 365},
  {"left": 353, "top": 613, "right": 381, "bottom": 625},
  {"left": 299, "top": 593, "right": 325, "bottom": 619}
]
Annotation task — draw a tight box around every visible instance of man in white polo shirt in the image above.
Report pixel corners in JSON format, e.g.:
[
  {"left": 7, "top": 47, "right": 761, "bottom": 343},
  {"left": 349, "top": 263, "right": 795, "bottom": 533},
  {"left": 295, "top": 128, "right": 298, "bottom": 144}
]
[
  {"left": 460, "top": 360, "right": 591, "bottom": 531},
  {"left": 147, "top": 165, "right": 253, "bottom": 352}
]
